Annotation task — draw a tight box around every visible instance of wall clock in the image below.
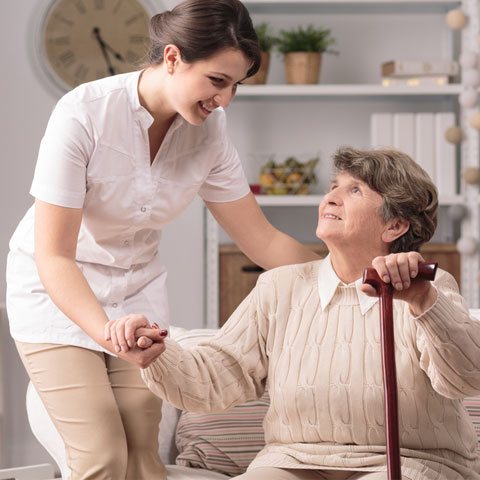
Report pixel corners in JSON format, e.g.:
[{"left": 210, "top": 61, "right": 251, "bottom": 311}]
[{"left": 33, "top": 0, "right": 158, "bottom": 93}]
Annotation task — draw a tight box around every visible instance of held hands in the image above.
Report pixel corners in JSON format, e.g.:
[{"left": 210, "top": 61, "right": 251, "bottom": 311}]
[
  {"left": 359, "top": 252, "right": 437, "bottom": 315},
  {"left": 104, "top": 314, "right": 168, "bottom": 368}
]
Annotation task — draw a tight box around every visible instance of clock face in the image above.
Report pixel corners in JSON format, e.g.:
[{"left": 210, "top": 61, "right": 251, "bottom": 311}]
[{"left": 40, "top": 0, "right": 155, "bottom": 91}]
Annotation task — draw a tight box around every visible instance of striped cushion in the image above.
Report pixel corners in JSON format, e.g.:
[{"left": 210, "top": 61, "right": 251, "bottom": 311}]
[
  {"left": 171, "top": 326, "right": 269, "bottom": 476},
  {"left": 175, "top": 392, "right": 269, "bottom": 476},
  {"left": 464, "top": 396, "right": 480, "bottom": 449}
]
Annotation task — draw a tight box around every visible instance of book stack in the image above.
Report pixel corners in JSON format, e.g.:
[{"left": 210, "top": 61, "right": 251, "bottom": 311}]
[
  {"left": 380, "top": 60, "right": 459, "bottom": 87},
  {"left": 370, "top": 112, "right": 457, "bottom": 196}
]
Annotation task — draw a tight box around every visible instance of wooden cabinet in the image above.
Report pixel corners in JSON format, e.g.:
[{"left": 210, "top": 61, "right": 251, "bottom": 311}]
[{"left": 219, "top": 242, "right": 460, "bottom": 326}]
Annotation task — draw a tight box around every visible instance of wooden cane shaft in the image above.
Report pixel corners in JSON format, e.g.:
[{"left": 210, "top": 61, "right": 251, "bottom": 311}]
[
  {"left": 379, "top": 283, "right": 401, "bottom": 480},
  {"left": 362, "top": 262, "right": 438, "bottom": 480}
]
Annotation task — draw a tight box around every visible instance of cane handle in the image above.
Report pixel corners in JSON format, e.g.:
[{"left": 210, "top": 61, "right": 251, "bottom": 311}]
[{"left": 363, "top": 262, "right": 437, "bottom": 291}]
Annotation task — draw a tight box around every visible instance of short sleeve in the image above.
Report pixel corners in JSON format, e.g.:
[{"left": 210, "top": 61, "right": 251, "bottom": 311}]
[
  {"left": 198, "top": 110, "right": 250, "bottom": 203},
  {"left": 30, "top": 97, "right": 94, "bottom": 208}
]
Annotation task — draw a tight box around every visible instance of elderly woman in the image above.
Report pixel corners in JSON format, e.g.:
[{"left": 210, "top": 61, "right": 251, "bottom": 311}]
[{"left": 106, "top": 147, "right": 480, "bottom": 480}]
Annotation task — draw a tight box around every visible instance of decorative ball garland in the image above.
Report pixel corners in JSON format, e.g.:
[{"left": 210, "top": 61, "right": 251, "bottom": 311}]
[
  {"left": 445, "top": 9, "right": 479, "bottom": 260},
  {"left": 445, "top": 9, "right": 468, "bottom": 30},
  {"left": 457, "top": 236, "right": 478, "bottom": 255}
]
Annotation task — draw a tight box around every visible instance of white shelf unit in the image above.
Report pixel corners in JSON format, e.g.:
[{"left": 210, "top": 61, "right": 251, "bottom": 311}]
[
  {"left": 243, "top": 0, "right": 458, "bottom": 4},
  {"left": 237, "top": 84, "right": 463, "bottom": 96},
  {"left": 253, "top": 194, "right": 466, "bottom": 207},
  {"left": 205, "top": 0, "right": 480, "bottom": 328},
  {"left": 242, "top": 0, "right": 461, "bottom": 14}
]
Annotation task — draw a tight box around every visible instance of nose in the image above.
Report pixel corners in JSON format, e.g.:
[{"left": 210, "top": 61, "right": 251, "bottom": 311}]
[
  {"left": 213, "top": 86, "right": 235, "bottom": 108},
  {"left": 323, "top": 188, "right": 341, "bottom": 205}
]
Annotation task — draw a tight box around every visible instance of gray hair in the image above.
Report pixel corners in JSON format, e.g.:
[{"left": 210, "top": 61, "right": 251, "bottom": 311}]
[{"left": 332, "top": 146, "right": 438, "bottom": 253}]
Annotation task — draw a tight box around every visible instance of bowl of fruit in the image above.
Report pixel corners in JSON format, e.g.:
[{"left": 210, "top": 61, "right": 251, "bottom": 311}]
[{"left": 258, "top": 155, "right": 319, "bottom": 195}]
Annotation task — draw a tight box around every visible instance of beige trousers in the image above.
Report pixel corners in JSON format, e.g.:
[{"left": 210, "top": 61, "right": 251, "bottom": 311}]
[
  {"left": 16, "top": 341, "right": 165, "bottom": 480},
  {"left": 234, "top": 468, "right": 411, "bottom": 480}
]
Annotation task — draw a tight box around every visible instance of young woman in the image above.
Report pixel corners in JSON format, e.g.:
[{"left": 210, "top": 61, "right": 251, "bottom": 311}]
[
  {"left": 113, "top": 147, "right": 480, "bottom": 480},
  {"left": 6, "top": 1, "right": 317, "bottom": 478}
]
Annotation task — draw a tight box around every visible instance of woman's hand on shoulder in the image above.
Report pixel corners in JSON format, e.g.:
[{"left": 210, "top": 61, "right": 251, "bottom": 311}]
[{"left": 360, "top": 251, "right": 437, "bottom": 315}]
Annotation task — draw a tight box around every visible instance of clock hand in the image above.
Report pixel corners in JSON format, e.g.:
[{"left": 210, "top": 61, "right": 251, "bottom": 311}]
[
  {"left": 103, "top": 42, "right": 125, "bottom": 62},
  {"left": 92, "top": 27, "right": 116, "bottom": 75},
  {"left": 93, "top": 27, "right": 125, "bottom": 64}
]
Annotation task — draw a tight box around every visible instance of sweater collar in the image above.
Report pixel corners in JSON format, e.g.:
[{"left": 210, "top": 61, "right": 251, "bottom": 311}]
[{"left": 317, "top": 255, "right": 378, "bottom": 315}]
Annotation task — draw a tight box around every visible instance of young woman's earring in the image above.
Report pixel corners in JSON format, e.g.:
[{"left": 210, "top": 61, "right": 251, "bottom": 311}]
[{"left": 168, "top": 63, "right": 174, "bottom": 74}]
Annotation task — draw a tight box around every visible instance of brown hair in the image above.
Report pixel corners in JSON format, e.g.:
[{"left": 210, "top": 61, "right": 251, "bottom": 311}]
[
  {"left": 146, "top": 0, "right": 260, "bottom": 78},
  {"left": 332, "top": 147, "right": 438, "bottom": 253}
]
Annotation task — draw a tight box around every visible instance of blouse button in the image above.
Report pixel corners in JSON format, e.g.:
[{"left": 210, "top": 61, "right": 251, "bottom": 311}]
[
  {"left": 112, "top": 303, "right": 118, "bottom": 308},
  {"left": 140, "top": 206, "right": 147, "bottom": 212},
  {"left": 123, "top": 240, "right": 129, "bottom": 246}
]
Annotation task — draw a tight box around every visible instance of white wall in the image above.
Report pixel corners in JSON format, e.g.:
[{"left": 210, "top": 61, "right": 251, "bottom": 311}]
[
  {"left": 0, "top": 2, "right": 56, "bottom": 466},
  {"left": 0, "top": 0, "right": 204, "bottom": 469}
]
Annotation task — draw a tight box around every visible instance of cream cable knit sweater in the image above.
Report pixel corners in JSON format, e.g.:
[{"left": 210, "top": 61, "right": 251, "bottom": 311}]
[{"left": 142, "top": 260, "right": 480, "bottom": 479}]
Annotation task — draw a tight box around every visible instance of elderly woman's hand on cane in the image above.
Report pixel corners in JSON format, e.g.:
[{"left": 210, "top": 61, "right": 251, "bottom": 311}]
[{"left": 360, "top": 251, "right": 438, "bottom": 315}]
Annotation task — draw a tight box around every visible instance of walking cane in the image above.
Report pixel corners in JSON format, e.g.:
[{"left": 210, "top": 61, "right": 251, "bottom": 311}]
[{"left": 362, "top": 262, "right": 437, "bottom": 480}]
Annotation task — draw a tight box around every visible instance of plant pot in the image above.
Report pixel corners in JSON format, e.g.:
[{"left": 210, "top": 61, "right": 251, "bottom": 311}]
[
  {"left": 284, "top": 52, "right": 322, "bottom": 84},
  {"left": 243, "top": 51, "right": 270, "bottom": 85}
]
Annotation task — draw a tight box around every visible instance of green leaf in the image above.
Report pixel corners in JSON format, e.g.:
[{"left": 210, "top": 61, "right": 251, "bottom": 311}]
[
  {"left": 276, "top": 25, "right": 336, "bottom": 54},
  {"left": 255, "top": 23, "right": 277, "bottom": 52}
]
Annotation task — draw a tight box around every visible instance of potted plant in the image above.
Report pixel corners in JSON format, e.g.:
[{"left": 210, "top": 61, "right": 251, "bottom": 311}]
[
  {"left": 244, "top": 23, "right": 276, "bottom": 85},
  {"left": 276, "top": 25, "right": 336, "bottom": 84}
]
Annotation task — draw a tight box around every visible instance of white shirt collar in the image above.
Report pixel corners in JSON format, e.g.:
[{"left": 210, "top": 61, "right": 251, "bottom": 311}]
[
  {"left": 317, "top": 254, "right": 378, "bottom": 315},
  {"left": 130, "top": 70, "right": 184, "bottom": 132}
]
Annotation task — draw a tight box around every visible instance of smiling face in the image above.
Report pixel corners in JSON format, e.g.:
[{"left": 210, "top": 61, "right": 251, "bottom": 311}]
[
  {"left": 163, "top": 46, "right": 251, "bottom": 126},
  {"left": 316, "top": 172, "right": 390, "bottom": 255}
]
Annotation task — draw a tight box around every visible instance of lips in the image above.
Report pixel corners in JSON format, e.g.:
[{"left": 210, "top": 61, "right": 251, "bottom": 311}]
[
  {"left": 199, "top": 101, "right": 215, "bottom": 116},
  {"left": 323, "top": 213, "right": 341, "bottom": 220}
]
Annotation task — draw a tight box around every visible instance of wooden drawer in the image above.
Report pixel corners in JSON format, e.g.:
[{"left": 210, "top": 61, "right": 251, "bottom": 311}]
[{"left": 219, "top": 243, "right": 460, "bottom": 326}]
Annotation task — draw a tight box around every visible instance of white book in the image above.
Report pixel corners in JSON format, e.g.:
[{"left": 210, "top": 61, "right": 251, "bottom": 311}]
[
  {"left": 435, "top": 112, "right": 457, "bottom": 196},
  {"left": 370, "top": 113, "right": 393, "bottom": 147},
  {"left": 381, "top": 75, "right": 449, "bottom": 87},
  {"left": 415, "top": 113, "right": 436, "bottom": 181},
  {"left": 381, "top": 60, "right": 459, "bottom": 77},
  {"left": 393, "top": 113, "right": 415, "bottom": 157}
]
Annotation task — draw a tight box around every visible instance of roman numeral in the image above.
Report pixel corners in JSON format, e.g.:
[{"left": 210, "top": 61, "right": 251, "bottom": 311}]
[
  {"left": 74, "top": 0, "right": 86, "bottom": 14},
  {"left": 74, "top": 64, "right": 88, "bottom": 81},
  {"left": 48, "top": 36, "right": 71, "bottom": 46},
  {"left": 59, "top": 50, "right": 75, "bottom": 66},
  {"left": 113, "top": 0, "right": 124, "bottom": 14},
  {"left": 125, "top": 13, "right": 143, "bottom": 26},
  {"left": 54, "top": 13, "right": 74, "bottom": 27},
  {"left": 129, "top": 34, "right": 147, "bottom": 44}
]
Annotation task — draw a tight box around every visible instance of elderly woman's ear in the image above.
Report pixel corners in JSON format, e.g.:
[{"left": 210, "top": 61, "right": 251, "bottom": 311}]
[{"left": 381, "top": 218, "right": 410, "bottom": 244}]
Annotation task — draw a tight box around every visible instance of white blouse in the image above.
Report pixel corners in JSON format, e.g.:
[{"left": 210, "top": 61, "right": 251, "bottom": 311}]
[{"left": 6, "top": 70, "right": 249, "bottom": 351}]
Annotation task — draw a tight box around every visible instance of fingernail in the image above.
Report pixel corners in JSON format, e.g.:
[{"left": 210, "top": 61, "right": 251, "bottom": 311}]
[
  {"left": 395, "top": 283, "right": 403, "bottom": 290},
  {"left": 411, "top": 270, "right": 417, "bottom": 278},
  {"left": 127, "top": 340, "right": 132, "bottom": 348},
  {"left": 115, "top": 346, "right": 120, "bottom": 353},
  {"left": 404, "top": 282, "right": 410, "bottom": 289},
  {"left": 159, "top": 329, "right": 168, "bottom": 337},
  {"left": 382, "top": 275, "right": 390, "bottom": 283}
]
